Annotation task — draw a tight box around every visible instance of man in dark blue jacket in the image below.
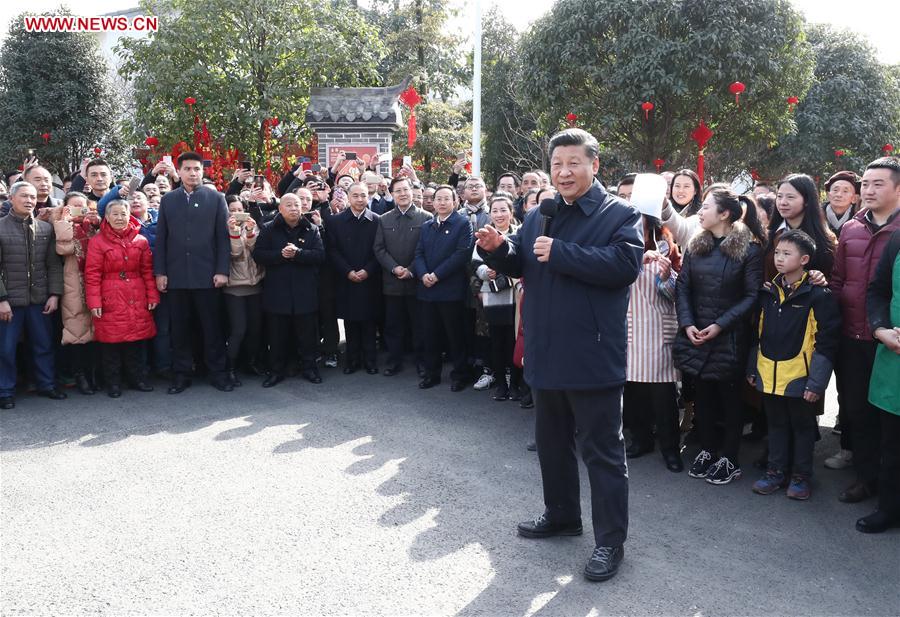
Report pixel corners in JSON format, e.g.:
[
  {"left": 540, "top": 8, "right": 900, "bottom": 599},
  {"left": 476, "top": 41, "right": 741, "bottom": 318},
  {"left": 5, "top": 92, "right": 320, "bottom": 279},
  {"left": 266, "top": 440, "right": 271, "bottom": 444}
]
[
  {"left": 476, "top": 129, "right": 643, "bottom": 582},
  {"left": 154, "top": 152, "right": 232, "bottom": 394}
]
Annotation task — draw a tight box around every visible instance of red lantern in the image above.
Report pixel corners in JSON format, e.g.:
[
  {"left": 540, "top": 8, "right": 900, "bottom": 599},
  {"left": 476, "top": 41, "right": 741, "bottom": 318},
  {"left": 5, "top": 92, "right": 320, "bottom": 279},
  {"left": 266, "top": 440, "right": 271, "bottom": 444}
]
[
  {"left": 729, "top": 81, "right": 746, "bottom": 106},
  {"left": 399, "top": 87, "right": 422, "bottom": 149},
  {"left": 565, "top": 112, "right": 578, "bottom": 127},
  {"left": 144, "top": 136, "right": 159, "bottom": 148},
  {"left": 184, "top": 96, "right": 196, "bottom": 106},
  {"left": 41, "top": 132, "right": 51, "bottom": 144},
  {"left": 653, "top": 158, "right": 665, "bottom": 172},
  {"left": 835, "top": 149, "right": 845, "bottom": 157},
  {"left": 641, "top": 101, "right": 654, "bottom": 121},
  {"left": 690, "top": 120, "right": 714, "bottom": 185},
  {"left": 93, "top": 146, "right": 102, "bottom": 156},
  {"left": 271, "top": 117, "right": 279, "bottom": 127},
  {"left": 787, "top": 96, "right": 799, "bottom": 111},
  {"left": 884, "top": 144, "right": 895, "bottom": 153}
]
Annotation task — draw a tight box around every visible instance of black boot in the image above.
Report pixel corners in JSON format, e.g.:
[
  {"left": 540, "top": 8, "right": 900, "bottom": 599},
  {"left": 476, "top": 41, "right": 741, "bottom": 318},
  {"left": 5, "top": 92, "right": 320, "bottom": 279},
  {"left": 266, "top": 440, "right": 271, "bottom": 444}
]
[
  {"left": 227, "top": 360, "right": 242, "bottom": 387},
  {"left": 75, "top": 372, "right": 96, "bottom": 395}
]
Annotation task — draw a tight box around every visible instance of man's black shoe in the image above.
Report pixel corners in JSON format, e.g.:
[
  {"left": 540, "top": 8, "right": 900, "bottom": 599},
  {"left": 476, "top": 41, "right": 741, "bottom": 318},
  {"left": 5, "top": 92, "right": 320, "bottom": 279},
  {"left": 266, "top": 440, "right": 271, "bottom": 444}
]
[
  {"left": 302, "top": 369, "right": 322, "bottom": 384},
  {"left": 517, "top": 513, "right": 582, "bottom": 538},
  {"left": 520, "top": 391, "right": 534, "bottom": 409},
  {"left": 365, "top": 365, "right": 379, "bottom": 375},
  {"left": 0, "top": 397, "right": 15, "bottom": 410},
  {"left": 37, "top": 388, "right": 67, "bottom": 400},
  {"left": 855, "top": 510, "right": 900, "bottom": 534},
  {"left": 262, "top": 374, "right": 285, "bottom": 388},
  {"left": 663, "top": 451, "right": 684, "bottom": 473},
  {"left": 450, "top": 380, "right": 466, "bottom": 392},
  {"left": 584, "top": 545, "right": 624, "bottom": 582},
  {"left": 626, "top": 442, "right": 653, "bottom": 458},
  {"left": 383, "top": 365, "right": 402, "bottom": 377},
  {"left": 130, "top": 381, "right": 154, "bottom": 392},
  {"left": 227, "top": 370, "right": 242, "bottom": 388},
  {"left": 419, "top": 377, "right": 441, "bottom": 389},
  {"left": 211, "top": 378, "right": 233, "bottom": 392},
  {"left": 167, "top": 375, "right": 192, "bottom": 395},
  {"left": 839, "top": 481, "right": 877, "bottom": 503},
  {"left": 107, "top": 385, "right": 122, "bottom": 399},
  {"left": 343, "top": 363, "right": 359, "bottom": 375}
]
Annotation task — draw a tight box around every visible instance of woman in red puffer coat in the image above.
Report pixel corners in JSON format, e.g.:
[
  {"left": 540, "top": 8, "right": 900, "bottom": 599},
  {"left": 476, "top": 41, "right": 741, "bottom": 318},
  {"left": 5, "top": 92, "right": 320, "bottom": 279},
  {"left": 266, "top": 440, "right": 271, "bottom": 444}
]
[{"left": 84, "top": 200, "right": 159, "bottom": 398}]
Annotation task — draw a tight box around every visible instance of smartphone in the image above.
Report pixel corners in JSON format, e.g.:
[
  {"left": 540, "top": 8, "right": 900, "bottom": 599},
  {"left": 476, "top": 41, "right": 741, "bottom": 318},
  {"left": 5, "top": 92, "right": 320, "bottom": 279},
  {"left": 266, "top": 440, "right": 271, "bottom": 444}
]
[
  {"left": 403, "top": 155, "right": 412, "bottom": 167},
  {"left": 301, "top": 161, "right": 312, "bottom": 171},
  {"left": 253, "top": 175, "right": 265, "bottom": 189},
  {"left": 334, "top": 187, "right": 346, "bottom": 201},
  {"left": 202, "top": 159, "right": 212, "bottom": 168},
  {"left": 128, "top": 176, "right": 143, "bottom": 194},
  {"left": 241, "top": 160, "right": 252, "bottom": 171},
  {"left": 345, "top": 152, "right": 357, "bottom": 161},
  {"left": 162, "top": 155, "right": 173, "bottom": 166},
  {"left": 311, "top": 163, "right": 322, "bottom": 173},
  {"left": 233, "top": 212, "right": 250, "bottom": 223},
  {"left": 80, "top": 206, "right": 91, "bottom": 217}
]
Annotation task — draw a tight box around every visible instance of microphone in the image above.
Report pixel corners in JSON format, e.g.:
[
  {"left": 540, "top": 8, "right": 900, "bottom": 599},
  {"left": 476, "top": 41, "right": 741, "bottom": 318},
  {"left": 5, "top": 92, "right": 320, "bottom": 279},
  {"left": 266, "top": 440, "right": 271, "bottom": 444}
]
[{"left": 539, "top": 198, "right": 558, "bottom": 236}]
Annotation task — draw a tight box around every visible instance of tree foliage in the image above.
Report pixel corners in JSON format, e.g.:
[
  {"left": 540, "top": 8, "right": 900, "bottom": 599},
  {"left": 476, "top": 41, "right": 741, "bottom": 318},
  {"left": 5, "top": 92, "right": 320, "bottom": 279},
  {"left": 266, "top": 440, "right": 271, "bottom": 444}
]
[
  {"left": 0, "top": 8, "right": 124, "bottom": 177},
  {"left": 392, "top": 100, "right": 471, "bottom": 182},
  {"left": 521, "top": 0, "right": 816, "bottom": 180},
  {"left": 116, "top": 0, "right": 385, "bottom": 164},
  {"left": 757, "top": 25, "right": 900, "bottom": 180}
]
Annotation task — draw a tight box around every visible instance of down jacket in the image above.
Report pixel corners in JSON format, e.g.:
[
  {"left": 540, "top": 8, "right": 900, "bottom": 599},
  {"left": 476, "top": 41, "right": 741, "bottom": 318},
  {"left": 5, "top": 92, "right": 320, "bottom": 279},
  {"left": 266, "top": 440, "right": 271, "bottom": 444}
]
[
  {"left": 0, "top": 211, "right": 63, "bottom": 307},
  {"left": 53, "top": 212, "right": 101, "bottom": 344},
  {"left": 674, "top": 222, "right": 763, "bottom": 381},
  {"left": 829, "top": 209, "right": 900, "bottom": 341},
  {"left": 84, "top": 219, "right": 159, "bottom": 343}
]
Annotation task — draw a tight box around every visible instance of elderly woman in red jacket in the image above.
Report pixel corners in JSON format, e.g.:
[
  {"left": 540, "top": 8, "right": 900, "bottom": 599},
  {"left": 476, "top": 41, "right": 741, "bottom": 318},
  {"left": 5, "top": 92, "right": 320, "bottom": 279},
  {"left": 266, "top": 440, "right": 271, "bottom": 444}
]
[{"left": 84, "top": 200, "right": 159, "bottom": 398}]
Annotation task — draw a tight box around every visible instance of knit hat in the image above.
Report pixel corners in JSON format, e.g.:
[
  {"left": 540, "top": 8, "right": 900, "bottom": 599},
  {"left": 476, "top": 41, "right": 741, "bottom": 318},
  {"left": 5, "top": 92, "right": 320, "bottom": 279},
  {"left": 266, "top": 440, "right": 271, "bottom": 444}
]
[{"left": 825, "top": 170, "right": 861, "bottom": 193}]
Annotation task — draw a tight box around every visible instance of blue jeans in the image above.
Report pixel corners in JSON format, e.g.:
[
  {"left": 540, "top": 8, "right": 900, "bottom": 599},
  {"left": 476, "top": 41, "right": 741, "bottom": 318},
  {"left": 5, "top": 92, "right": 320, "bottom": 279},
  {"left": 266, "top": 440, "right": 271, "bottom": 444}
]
[{"left": 0, "top": 304, "right": 56, "bottom": 397}]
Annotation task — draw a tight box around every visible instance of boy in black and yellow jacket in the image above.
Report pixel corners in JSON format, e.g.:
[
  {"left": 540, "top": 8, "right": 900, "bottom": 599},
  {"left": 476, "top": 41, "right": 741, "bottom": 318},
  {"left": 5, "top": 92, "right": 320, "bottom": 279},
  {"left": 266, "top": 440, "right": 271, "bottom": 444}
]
[{"left": 747, "top": 230, "right": 841, "bottom": 500}]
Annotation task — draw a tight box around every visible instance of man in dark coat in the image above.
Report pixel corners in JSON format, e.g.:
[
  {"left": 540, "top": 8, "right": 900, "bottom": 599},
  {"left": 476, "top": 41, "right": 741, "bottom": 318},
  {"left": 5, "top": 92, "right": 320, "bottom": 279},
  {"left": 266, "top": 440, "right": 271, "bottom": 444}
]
[
  {"left": 252, "top": 191, "right": 326, "bottom": 387},
  {"left": 476, "top": 129, "right": 643, "bottom": 582},
  {"left": 374, "top": 176, "right": 433, "bottom": 376},
  {"left": 154, "top": 151, "right": 232, "bottom": 394},
  {"left": 327, "top": 181, "right": 382, "bottom": 374}
]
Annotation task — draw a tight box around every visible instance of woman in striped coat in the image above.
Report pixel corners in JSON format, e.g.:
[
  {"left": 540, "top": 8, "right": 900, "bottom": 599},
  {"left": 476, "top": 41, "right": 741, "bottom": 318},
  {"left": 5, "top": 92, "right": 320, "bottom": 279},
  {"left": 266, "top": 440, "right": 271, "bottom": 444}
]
[{"left": 624, "top": 217, "right": 684, "bottom": 472}]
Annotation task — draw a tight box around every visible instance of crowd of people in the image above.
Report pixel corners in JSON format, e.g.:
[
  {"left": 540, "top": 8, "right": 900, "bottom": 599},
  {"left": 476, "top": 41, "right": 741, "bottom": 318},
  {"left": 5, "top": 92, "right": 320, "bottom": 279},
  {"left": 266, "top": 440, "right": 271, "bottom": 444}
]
[{"left": 1, "top": 135, "right": 898, "bottom": 543}]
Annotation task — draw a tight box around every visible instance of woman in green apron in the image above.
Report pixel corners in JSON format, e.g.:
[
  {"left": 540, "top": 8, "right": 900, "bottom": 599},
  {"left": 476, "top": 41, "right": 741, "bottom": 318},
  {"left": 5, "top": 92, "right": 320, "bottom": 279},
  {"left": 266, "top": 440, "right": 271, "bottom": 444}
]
[{"left": 861, "top": 229, "right": 900, "bottom": 533}]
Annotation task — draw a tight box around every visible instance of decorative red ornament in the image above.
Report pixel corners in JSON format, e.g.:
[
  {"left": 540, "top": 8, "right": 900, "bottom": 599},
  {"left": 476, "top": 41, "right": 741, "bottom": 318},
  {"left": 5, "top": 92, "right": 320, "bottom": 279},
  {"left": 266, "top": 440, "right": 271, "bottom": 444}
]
[
  {"left": 729, "top": 81, "right": 746, "bottom": 106},
  {"left": 641, "top": 101, "right": 654, "bottom": 121},
  {"left": 565, "top": 112, "right": 578, "bottom": 127},
  {"left": 41, "top": 132, "right": 51, "bottom": 144},
  {"left": 399, "top": 87, "right": 422, "bottom": 148},
  {"left": 144, "top": 136, "right": 159, "bottom": 148},
  {"left": 93, "top": 146, "right": 102, "bottom": 156},
  {"left": 184, "top": 96, "right": 196, "bottom": 106},
  {"left": 271, "top": 117, "right": 280, "bottom": 127},
  {"left": 653, "top": 158, "right": 665, "bottom": 172},
  {"left": 786, "top": 95, "right": 799, "bottom": 111},
  {"left": 750, "top": 169, "right": 761, "bottom": 182},
  {"left": 690, "top": 120, "right": 714, "bottom": 185},
  {"left": 883, "top": 144, "right": 895, "bottom": 153},
  {"left": 835, "top": 149, "right": 845, "bottom": 157}
]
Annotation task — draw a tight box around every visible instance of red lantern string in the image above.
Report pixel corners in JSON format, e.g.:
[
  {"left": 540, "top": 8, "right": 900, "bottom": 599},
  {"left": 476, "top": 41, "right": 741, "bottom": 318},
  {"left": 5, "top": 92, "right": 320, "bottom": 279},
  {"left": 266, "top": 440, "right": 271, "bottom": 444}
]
[
  {"left": 399, "top": 87, "right": 422, "bottom": 148},
  {"left": 690, "top": 120, "right": 714, "bottom": 185},
  {"left": 786, "top": 96, "right": 799, "bottom": 111},
  {"left": 641, "top": 101, "right": 654, "bottom": 121},
  {"left": 41, "top": 132, "right": 51, "bottom": 144},
  {"left": 729, "top": 81, "right": 746, "bottom": 106},
  {"left": 883, "top": 144, "right": 894, "bottom": 153},
  {"left": 834, "top": 149, "right": 845, "bottom": 157},
  {"left": 565, "top": 112, "right": 578, "bottom": 127},
  {"left": 653, "top": 158, "right": 664, "bottom": 172}
]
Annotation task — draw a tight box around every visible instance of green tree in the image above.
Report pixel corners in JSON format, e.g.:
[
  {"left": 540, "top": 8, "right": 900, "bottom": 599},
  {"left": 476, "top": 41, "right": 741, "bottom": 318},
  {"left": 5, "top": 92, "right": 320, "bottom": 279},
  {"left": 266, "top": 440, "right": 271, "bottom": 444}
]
[
  {"left": 521, "top": 0, "right": 816, "bottom": 180},
  {"left": 392, "top": 100, "right": 471, "bottom": 183},
  {"left": 0, "top": 8, "right": 124, "bottom": 177},
  {"left": 116, "top": 0, "right": 385, "bottom": 165},
  {"left": 758, "top": 25, "right": 900, "bottom": 180}
]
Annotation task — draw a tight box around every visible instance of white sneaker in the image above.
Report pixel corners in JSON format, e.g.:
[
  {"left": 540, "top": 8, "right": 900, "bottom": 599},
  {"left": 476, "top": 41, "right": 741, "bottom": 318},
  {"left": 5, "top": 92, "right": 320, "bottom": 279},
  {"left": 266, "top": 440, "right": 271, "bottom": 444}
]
[
  {"left": 824, "top": 449, "right": 853, "bottom": 470},
  {"left": 473, "top": 373, "right": 495, "bottom": 390}
]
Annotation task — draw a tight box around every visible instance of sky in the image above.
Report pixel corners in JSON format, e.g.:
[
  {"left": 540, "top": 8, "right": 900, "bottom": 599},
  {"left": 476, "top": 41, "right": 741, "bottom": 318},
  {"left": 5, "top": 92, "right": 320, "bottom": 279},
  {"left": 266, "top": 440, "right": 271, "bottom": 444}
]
[{"left": 1, "top": 0, "right": 898, "bottom": 63}]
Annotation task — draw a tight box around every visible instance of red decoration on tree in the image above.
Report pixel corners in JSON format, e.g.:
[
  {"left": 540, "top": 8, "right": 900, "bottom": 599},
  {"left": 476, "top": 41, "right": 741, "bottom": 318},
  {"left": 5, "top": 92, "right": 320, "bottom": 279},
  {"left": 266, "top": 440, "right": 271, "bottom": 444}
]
[
  {"left": 750, "top": 169, "right": 761, "bottom": 182},
  {"left": 653, "top": 158, "right": 665, "bottom": 172},
  {"left": 41, "top": 132, "right": 51, "bottom": 144},
  {"left": 729, "top": 81, "right": 746, "bottom": 106},
  {"left": 835, "top": 149, "right": 845, "bottom": 157},
  {"left": 565, "top": 112, "right": 578, "bottom": 127},
  {"left": 690, "top": 120, "right": 714, "bottom": 185},
  {"left": 93, "top": 146, "right": 102, "bottom": 156},
  {"left": 786, "top": 96, "right": 799, "bottom": 111},
  {"left": 399, "top": 87, "right": 422, "bottom": 148},
  {"left": 144, "top": 136, "right": 159, "bottom": 148},
  {"left": 184, "top": 96, "right": 196, "bottom": 108},
  {"left": 883, "top": 144, "right": 895, "bottom": 153},
  {"left": 641, "top": 101, "right": 654, "bottom": 121}
]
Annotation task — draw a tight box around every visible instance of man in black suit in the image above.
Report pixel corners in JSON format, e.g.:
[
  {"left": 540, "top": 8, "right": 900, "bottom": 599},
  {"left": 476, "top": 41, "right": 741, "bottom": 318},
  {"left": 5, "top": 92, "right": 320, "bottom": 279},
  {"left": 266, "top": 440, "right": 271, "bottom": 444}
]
[{"left": 154, "top": 151, "right": 232, "bottom": 394}]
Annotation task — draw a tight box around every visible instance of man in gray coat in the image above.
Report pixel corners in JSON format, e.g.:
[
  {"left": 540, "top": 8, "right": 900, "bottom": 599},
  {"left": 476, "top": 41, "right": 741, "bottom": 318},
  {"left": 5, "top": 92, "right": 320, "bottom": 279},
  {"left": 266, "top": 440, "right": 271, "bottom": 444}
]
[
  {"left": 0, "top": 182, "right": 66, "bottom": 408},
  {"left": 374, "top": 176, "right": 433, "bottom": 376}
]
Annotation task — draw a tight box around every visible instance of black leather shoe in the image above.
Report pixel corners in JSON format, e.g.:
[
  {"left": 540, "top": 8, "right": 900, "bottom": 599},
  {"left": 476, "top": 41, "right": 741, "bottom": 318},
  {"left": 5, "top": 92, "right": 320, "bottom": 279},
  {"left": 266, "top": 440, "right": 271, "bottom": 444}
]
[
  {"left": 450, "top": 380, "right": 466, "bottom": 392},
  {"left": 419, "top": 377, "right": 441, "bottom": 389},
  {"left": 130, "top": 381, "right": 154, "bottom": 392},
  {"left": 262, "top": 374, "right": 285, "bottom": 388},
  {"left": 626, "top": 442, "right": 653, "bottom": 459},
  {"left": 37, "top": 388, "right": 67, "bottom": 400},
  {"left": 302, "top": 369, "right": 322, "bottom": 384},
  {"left": 856, "top": 510, "right": 900, "bottom": 534},
  {"left": 227, "top": 370, "right": 242, "bottom": 388},
  {"left": 839, "top": 482, "right": 877, "bottom": 503},
  {"left": 211, "top": 378, "right": 234, "bottom": 392},
  {"left": 517, "top": 513, "right": 582, "bottom": 538},
  {"left": 383, "top": 365, "right": 402, "bottom": 376},
  {"left": 167, "top": 375, "right": 192, "bottom": 395},
  {"left": 663, "top": 451, "right": 684, "bottom": 472},
  {"left": 107, "top": 385, "right": 122, "bottom": 399},
  {"left": 365, "top": 365, "right": 379, "bottom": 375},
  {"left": 584, "top": 545, "right": 624, "bottom": 582},
  {"left": 0, "top": 397, "right": 15, "bottom": 410},
  {"left": 520, "top": 392, "right": 534, "bottom": 409},
  {"left": 75, "top": 373, "right": 96, "bottom": 395},
  {"left": 343, "top": 364, "right": 359, "bottom": 375}
]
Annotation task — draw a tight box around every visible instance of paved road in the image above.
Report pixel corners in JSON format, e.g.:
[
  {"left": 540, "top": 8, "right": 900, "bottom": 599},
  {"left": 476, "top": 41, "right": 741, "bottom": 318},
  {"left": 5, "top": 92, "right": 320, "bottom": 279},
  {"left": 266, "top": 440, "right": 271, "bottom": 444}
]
[{"left": 1, "top": 369, "right": 897, "bottom": 616}]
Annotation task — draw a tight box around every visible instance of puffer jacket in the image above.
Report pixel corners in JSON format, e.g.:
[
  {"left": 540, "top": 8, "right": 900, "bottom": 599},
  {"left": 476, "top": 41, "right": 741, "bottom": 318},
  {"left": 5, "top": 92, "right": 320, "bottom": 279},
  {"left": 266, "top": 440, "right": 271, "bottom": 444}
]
[
  {"left": 53, "top": 212, "right": 101, "bottom": 344},
  {"left": 674, "top": 222, "right": 763, "bottom": 381},
  {"left": 84, "top": 219, "right": 159, "bottom": 343},
  {"left": 226, "top": 227, "right": 264, "bottom": 291},
  {"left": 830, "top": 209, "right": 900, "bottom": 341},
  {"left": 0, "top": 211, "right": 63, "bottom": 306}
]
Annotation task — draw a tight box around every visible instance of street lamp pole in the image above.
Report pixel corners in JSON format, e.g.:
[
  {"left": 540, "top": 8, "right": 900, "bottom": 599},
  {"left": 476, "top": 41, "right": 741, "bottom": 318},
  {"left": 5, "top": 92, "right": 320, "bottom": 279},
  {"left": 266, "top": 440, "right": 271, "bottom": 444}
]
[{"left": 471, "top": 0, "right": 482, "bottom": 176}]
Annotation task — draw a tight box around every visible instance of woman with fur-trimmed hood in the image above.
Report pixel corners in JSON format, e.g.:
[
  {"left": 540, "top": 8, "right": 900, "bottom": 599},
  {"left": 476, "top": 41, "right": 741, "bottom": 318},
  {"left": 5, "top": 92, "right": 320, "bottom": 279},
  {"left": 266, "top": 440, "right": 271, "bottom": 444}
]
[{"left": 674, "top": 188, "right": 764, "bottom": 486}]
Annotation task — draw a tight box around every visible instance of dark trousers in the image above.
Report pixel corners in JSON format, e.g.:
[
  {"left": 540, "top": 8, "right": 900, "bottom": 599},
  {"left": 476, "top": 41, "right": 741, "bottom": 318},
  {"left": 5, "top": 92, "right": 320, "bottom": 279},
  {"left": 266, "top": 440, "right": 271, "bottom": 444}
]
[
  {"left": 318, "top": 272, "right": 339, "bottom": 355},
  {"left": 0, "top": 304, "right": 55, "bottom": 397},
  {"left": 488, "top": 323, "right": 521, "bottom": 386},
  {"left": 762, "top": 393, "right": 818, "bottom": 478},
  {"left": 167, "top": 288, "right": 226, "bottom": 378},
  {"left": 224, "top": 293, "right": 262, "bottom": 365},
  {"left": 534, "top": 386, "right": 628, "bottom": 547},
  {"left": 101, "top": 342, "right": 145, "bottom": 386},
  {"left": 694, "top": 378, "right": 744, "bottom": 465},
  {"left": 623, "top": 381, "right": 679, "bottom": 454},
  {"left": 151, "top": 292, "right": 172, "bottom": 372},
  {"left": 66, "top": 342, "right": 97, "bottom": 378},
  {"left": 267, "top": 311, "right": 318, "bottom": 375},
  {"left": 384, "top": 294, "right": 422, "bottom": 367},
  {"left": 344, "top": 320, "right": 376, "bottom": 367},
  {"left": 422, "top": 300, "right": 467, "bottom": 382},
  {"left": 878, "top": 410, "right": 900, "bottom": 516},
  {"left": 464, "top": 307, "right": 490, "bottom": 369},
  {"left": 836, "top": 337, "right": 880, "bottom": 485}
]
